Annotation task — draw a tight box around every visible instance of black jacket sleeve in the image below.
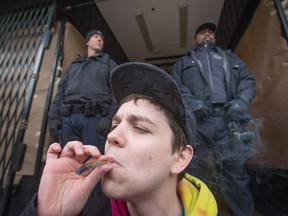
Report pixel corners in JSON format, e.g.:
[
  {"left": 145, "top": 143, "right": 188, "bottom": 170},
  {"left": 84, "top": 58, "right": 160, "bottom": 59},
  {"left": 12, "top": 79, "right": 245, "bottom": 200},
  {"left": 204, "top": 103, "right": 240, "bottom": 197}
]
[
  {"left": 19, "top": 194, "right": 38, "bottom": 216},
  {"left": 48, "top": 64, "right": 71, "bottom": 122},
  {"left": 227, "top": 51, "right": 256, "bottom": 104}
]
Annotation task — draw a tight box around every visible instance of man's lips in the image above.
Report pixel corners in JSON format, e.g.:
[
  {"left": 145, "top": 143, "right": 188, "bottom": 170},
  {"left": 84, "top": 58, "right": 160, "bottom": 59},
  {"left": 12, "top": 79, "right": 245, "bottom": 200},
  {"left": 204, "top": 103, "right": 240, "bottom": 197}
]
[{"left": 107, "top": 157, "right": 119, "bottom": 166}]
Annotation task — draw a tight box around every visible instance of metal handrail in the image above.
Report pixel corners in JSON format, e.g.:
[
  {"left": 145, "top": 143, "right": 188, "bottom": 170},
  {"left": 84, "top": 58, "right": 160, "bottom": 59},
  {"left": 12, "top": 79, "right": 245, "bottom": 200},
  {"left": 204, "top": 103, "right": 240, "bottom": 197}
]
[
  {"left": 274, "top": 0, "right": 288, "bottom": 40},
  {"left": 31, "top": 18, "right": 66, "bottom": 195}
]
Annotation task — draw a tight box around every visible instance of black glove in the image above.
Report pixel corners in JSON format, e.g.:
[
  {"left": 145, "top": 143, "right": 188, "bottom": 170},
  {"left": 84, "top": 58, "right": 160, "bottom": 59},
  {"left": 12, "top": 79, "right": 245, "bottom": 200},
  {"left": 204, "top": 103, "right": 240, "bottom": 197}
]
[
  {"left": 224, "top": 98, "right": 248, "bottom": 121},
  {"left": 48, "top": 119, "right": 61, "bottom": 141},
  {"left": 191, "top": 99, "right": 210, "bottom": 120},
  {"left": 96, "top": 117, "right": 112, "bottom": 135}
]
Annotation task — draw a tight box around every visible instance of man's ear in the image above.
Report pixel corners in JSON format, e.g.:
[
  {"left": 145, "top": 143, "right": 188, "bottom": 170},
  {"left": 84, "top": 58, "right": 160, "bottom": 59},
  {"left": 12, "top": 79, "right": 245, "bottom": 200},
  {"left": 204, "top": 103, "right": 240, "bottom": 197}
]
[{"left": 171, "top": 145, "right": 193, "bottom": 175}]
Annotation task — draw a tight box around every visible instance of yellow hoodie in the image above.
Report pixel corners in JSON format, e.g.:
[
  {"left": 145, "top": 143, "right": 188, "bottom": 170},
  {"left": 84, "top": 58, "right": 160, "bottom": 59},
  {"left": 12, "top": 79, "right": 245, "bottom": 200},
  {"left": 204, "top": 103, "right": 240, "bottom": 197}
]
[{"left": 177, "top": 173, "right": 218, "bottom": 216}]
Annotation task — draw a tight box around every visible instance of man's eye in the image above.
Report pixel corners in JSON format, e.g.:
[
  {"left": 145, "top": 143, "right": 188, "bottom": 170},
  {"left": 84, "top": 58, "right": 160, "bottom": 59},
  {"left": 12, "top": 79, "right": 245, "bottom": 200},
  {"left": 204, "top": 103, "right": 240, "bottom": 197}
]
[
  {"left": 111, "top": 124, "right": 118, "bottom": 131},
  {"left": 134, "top": 126, "right": 149, "bottom": 133}
]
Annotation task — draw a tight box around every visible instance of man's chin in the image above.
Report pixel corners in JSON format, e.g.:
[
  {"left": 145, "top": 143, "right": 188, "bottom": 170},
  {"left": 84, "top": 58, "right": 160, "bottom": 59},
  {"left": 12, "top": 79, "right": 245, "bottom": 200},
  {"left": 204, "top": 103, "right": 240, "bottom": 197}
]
[{"left": 101, "top": 179, "right": 117, "bottom": 199}]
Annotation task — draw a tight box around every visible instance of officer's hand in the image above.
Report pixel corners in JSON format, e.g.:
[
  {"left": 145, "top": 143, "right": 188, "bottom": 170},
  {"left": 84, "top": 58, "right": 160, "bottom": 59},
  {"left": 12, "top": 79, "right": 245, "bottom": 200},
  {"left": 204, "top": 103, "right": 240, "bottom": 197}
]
[
  {"left": 224, "top": 98, "right": 248, "bottom": 121},
  {"left": 48, "top": 119, "right": 61, "bottom": 141},
  {"left": 96, "top": 117, "right": 112, "bottom": 135},
  {"left": 191, "top": 100, "right": 210, "bottom": 121}
]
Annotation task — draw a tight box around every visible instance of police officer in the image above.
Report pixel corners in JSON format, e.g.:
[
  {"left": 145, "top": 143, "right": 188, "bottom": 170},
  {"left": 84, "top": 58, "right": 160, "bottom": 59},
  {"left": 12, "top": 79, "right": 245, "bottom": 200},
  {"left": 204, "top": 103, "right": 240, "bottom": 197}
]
[
  {"left": 48, "top": 29, "right": 118, "bottom": 154},
  {"left": 48, "top": 29, "right": 118, "bottom": 216},
  {"left": 171, "top": 23, "right": 256, "bottom": 216}
]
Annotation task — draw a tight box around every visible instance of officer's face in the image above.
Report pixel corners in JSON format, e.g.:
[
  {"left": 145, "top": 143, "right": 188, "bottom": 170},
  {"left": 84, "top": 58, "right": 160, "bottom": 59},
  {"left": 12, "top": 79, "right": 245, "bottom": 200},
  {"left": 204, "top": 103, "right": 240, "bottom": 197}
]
[
  {"left": 194, "top": 28, "right": 216, "bottom": 45},
  {"left": 87, "top": 34, "right": 104, "bottom": 52}
]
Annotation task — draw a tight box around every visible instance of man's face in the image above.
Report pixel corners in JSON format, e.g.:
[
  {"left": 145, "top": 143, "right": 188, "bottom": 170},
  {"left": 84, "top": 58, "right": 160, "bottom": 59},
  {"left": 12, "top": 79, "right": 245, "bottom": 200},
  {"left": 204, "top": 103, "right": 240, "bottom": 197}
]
[
  {"left": 194, "top": 28, "right": 215, "bottom": 45},
  {"left": 86, "top": 34, "right": 104, "bottom": 52},
  {"left": 102, "top": 99, "right": 177, "bottom": 201}
]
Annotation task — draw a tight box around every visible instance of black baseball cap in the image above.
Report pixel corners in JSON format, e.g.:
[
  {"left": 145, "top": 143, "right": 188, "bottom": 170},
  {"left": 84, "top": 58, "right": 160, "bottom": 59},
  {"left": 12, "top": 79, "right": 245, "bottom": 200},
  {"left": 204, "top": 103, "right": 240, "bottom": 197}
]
[
  {"left": 85, "top": 29, "right": 104, "bottom": 43},
  {"left": 110, "top": 62, "right": 196, "bottom": 145},
  {"left": 195, "top": 22, "right": 216, "bottom": 35}
]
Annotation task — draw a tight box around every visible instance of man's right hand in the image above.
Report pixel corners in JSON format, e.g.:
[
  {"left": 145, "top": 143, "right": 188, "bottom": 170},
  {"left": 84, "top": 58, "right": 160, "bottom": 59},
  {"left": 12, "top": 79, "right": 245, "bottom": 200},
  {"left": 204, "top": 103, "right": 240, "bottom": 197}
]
[
  {"left": 37, "top": 142, "right": 113, "bottom": 216},
  {"left": 191, "top": 100, "right": 210, "bottom": 120}
]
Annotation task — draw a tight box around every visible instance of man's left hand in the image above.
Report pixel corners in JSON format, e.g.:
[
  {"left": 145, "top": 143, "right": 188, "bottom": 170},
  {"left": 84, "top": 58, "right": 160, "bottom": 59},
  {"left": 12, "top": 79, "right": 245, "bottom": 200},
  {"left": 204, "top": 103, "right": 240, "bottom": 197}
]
[
  {"left": 96, "top": 117, "right": 112, "bottom": 135},
  {"left": 224, "top": 98, "right": 248, "bottom": 121}
]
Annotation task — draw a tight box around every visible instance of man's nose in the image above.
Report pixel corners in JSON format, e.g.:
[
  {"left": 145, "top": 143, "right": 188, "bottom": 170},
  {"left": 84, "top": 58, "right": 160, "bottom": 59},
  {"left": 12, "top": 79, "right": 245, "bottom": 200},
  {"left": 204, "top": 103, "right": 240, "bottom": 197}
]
[{"left": 107, "top": 125, "right": 125, "bottom": 147}]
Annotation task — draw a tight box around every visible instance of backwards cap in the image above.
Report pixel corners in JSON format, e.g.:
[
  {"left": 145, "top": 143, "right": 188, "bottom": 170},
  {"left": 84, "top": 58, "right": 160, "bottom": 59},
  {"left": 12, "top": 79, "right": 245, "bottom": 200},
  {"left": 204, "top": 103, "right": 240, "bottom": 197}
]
[{"left": 110, "top": 62, "right": 196, "bottom": 145}]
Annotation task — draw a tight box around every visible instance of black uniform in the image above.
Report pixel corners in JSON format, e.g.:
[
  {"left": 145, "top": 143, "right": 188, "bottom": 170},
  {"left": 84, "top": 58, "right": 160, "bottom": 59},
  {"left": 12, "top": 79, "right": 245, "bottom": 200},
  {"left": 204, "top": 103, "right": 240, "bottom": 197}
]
[
  {"left": 48, "top": 53, "right": 118, "bottom": 153},
  {"left": 171, "top": 43, "right": 256, "bottom": 216}
]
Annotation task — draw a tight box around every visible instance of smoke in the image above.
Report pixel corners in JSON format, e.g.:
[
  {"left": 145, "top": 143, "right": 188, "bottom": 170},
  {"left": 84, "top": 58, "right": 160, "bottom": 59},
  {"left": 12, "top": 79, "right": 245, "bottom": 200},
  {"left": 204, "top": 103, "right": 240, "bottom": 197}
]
[{"left": 213, "top": 117, "right": 266, "bottom": 163}]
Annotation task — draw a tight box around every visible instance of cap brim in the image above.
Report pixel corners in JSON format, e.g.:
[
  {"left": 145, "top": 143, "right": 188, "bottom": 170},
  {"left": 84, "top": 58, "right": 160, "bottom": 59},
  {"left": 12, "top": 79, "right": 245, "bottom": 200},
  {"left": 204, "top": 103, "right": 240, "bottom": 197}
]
[{"left": 111, "top": 62, "right": 195, "bottom": 145}]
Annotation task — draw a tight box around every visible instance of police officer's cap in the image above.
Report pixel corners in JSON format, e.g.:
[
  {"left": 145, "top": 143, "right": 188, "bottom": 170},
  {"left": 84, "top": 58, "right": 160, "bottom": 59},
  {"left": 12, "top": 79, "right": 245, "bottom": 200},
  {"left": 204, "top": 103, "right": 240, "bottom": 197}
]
[
  {"left": 195, "top": 22, "right": 216, "bottom": 36},
  {"left": 85, "top": 29, "right": 104, "bottom": 43}
]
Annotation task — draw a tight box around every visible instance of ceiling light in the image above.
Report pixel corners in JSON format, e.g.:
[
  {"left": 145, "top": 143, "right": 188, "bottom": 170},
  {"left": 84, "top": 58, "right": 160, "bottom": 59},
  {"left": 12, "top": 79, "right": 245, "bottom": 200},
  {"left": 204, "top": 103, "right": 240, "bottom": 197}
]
[
  {"left": 179, "top": 2, "right": 188, "bottom": 47},
  {"left": 135, "top": 11, "right": 154, "bottom": 52}
]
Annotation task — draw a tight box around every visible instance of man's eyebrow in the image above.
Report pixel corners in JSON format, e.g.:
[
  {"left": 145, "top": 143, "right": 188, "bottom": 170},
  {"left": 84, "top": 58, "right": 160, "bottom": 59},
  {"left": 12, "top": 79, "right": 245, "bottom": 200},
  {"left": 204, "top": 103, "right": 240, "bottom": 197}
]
[
  {"left": 129, "top": 114, "right": 155, "bottom": 125},
  {"left": 112, "top": 114, "right": 155, "bottom": 125},
  {"left": 112, "top": 115, "right": 120, "bottom": 123}
]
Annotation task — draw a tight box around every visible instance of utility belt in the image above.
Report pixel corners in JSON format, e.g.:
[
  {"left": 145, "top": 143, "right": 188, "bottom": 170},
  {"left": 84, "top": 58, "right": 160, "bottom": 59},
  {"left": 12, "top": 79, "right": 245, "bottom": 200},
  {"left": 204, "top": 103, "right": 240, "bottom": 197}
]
[
  {"left": 61, "top": 101, "right": 107, "bottom": 117},
  {"left": 209, "top": 103, "right": 226, "bottom": 117}
]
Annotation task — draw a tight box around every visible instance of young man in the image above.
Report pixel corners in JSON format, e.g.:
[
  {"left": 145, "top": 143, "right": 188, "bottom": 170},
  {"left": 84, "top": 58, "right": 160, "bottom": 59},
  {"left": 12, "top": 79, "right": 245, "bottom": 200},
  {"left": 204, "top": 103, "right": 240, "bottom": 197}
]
[
  {"left": 22, "top": 62, "right": 218, "bottom": 216},
  {"left": 171, "top": 23, "right": 256, "bottom": 216}
]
